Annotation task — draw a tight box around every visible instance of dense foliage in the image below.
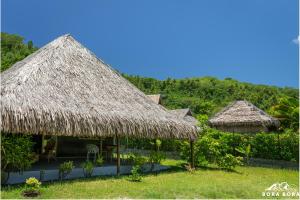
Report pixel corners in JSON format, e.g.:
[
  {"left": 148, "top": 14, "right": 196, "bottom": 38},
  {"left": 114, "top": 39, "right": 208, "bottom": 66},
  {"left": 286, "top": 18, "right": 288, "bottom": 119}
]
[
  {"left": 180, "top": 128, "right": 299, "bottom": 164},
  {"left": 1, "top": 32, "right": 38, "bottom": 72},
  {"left": 1, "top": 134, "right": 35, "bottom": 173}
]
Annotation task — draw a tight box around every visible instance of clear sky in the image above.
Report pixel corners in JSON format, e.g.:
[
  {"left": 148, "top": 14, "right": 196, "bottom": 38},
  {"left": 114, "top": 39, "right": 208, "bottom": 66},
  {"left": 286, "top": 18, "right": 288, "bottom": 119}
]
[{"left": 2, "top": 0, "right": 299, "bottom": 87}]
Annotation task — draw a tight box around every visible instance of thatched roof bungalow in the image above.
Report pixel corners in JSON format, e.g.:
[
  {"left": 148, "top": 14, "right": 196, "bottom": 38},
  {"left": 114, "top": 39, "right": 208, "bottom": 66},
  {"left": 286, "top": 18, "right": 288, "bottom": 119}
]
[
  {"left": 146, "top": 95, "right": 199, "bottom": 127},
  {"left": 169, "top": 108, "right": 199, "bottom": 127},
  {"left": 208, "top": 100, "right": 279, "bottom": 133},
  {"left": 1, "top": 34, "right": 197, "bottom": 140},
  {"left": 146, "top": 94, "right": 161, "bottom": 105}
]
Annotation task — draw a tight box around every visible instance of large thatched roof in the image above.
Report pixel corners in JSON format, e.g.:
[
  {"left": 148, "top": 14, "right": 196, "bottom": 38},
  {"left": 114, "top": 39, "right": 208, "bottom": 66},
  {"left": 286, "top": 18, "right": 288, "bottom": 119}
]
[
  {"left": 208, "top": 100, "right": 279, "bottom": 133},
  {"left": 1, "top": 34, "right": 197, "bottom": 140}
]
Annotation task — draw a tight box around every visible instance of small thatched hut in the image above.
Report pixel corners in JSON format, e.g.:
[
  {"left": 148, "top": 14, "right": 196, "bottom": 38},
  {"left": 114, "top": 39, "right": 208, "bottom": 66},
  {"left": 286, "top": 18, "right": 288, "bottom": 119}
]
[
  {"left": 169, "top": 108, "right": 199, "bottom": 127},
  {"left": 146, "top": 95, "right": 199, "bottom": 127},
  {"left": 208, "top": 100, "right": 279, "bottom": 133},
  {"left": 1, "top": 34, "right": 198, "bottom": 171},
  {"left": 146, "top": 94, "right": 161, "bottom": 105}
]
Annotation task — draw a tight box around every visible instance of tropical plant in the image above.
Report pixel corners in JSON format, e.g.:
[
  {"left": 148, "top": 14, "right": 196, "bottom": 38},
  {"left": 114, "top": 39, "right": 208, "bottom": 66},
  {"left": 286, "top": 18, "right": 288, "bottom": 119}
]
[
  {"left": 58, "top": 161, "right": 74, "bottom": 181},
  {"left": 128, "top": 152, "right": 147, "bottom": 167},
  {"left": 95, "top": 155, "right": 104, "bottom": 166},
  {"left": 129, "top": 165, "right": 142, "bottom": 182},
  {"left": 235, "top": 144, "right": 251, "bottom": 164},
  {"left": 22, "top": 177, "right": 41, "bottom": 197},
  {"left": 217, "top": 154, "right": 243, "bottom": 170},
  {"left": 269, "top": 97, "right": 299, "bottom": 131},
  {"left": 148, "top": 151, "right": 166, "bottom": 171},
  {"left": 81, "top": 161, "right": 94, "bottom": 178}
]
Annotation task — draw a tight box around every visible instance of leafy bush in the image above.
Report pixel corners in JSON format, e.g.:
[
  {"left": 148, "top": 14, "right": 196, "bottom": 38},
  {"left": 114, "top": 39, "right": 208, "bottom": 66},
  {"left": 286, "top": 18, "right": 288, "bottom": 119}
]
[
  {"left": 181, "top": 127, "right": 299, "bottom": 168},
  {"left": 149, "top": 151, "right": 166, "bottom": 164},
  {"left": 148, "top": 151, "right": 166, "bottom": 171},
  {"left": 25, "top": 177, "right": 41, "bottom": 191},
  {"left": 180, "top": 128, "right": 243, "bottom": 169},
  {"left": 59, "top": 161, "right": 74, "bottom": 181},
  {"left": 128, "top": 152, "right": 147, "bottom": 166},
  {"left": 196, "top": 155, "right": 209, "bottom": 167},
  {"left": 81, "top": 161, "right": 94, "bottom": 178},
  {"left": 251, "top": 133, "right": 279, "bottom": 160},
  {"left": 129, "top": 165, "right": 142, "bottom": 182},
  {"left": 235, "top": 144, "right": 251, "bottom": 164},
  {"left": 22, "top": 177, "right": 41, "bottom": 197},
  {"left": 1, "top": 134, "right": 35, "bottom": 184},
  {"left": 278, "top": 131, "right": 299, "bottom": 161},
  {"left": 217, "top": 154, "right": 243, "bottom": 170},
  {"left": 95, "top": 155, "right": 104, "bottom": 166}
]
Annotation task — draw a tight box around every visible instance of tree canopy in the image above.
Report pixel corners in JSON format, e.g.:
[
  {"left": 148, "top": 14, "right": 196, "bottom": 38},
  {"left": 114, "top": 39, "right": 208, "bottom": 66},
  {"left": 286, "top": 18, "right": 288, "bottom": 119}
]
[{"left": 1, "top": 32, "right": 38, "bottom": 72}]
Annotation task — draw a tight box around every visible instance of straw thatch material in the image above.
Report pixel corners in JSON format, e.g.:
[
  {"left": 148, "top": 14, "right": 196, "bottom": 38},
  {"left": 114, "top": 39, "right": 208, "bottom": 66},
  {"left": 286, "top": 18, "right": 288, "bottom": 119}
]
[
  {"left": 1, "top": 34, "right": 197, "bottom": 140},
  {"left": 208, "top": 100, "right": 280, "bottom": 133},
  {"left": 168, "top": 108, "right": 199, "bottom": 126},
  {"left": 146, "top": 94, "right": 161, "bottom": 105}
]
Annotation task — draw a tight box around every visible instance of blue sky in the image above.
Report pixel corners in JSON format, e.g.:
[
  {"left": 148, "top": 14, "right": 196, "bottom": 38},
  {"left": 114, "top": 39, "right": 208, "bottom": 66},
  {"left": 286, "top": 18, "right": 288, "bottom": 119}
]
[{"left": 2, "top": 0, "right": 299, "bottom": 87}]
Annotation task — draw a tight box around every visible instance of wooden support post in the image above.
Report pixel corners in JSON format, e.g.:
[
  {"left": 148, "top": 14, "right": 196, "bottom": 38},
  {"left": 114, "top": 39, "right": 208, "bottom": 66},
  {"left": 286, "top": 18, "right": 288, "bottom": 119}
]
[
  {"left": 190, "top": 140, "right": 194, "bottom": 168},
  {"left": 99, "top": 138, "right": 103, "bottom": 156},
  {"left": 116, "top": 136, "right": 120, "bottom": 176}
]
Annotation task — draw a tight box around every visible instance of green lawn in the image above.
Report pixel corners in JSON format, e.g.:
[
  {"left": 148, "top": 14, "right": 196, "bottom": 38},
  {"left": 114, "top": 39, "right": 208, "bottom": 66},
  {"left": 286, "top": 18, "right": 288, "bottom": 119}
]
[{"left": 1, "top": 160, "right": 299, "bottom": 199}]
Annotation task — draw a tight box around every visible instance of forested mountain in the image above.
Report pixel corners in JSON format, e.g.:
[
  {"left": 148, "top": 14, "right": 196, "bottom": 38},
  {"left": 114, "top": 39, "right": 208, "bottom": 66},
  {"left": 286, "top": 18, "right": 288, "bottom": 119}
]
[{"left": 1, "top": 32, "right": 298, "bottom": 131}]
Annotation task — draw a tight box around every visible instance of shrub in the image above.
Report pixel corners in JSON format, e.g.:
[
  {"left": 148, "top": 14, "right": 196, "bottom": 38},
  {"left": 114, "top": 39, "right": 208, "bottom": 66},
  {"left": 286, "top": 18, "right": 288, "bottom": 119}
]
[
  {"left": 148, "top": 151, "right": 166, "bottom": 171},
  {"left": 22, "top": 177, "right": 41, "bottom": 197},
  {"left": 217, "top": 154, "right": 243, "bottom": 170},
  {"left": 128, "top": 152, "right": 147, "bottom": 166},
  {"left": 1, "top": 134, "right": 35, "bottom": 184},
  {"left": 81, "top": 161, "right": 94, "bottom": 178},
  {"left": 235, "top": 144, "right": 252, "bottom": 164},
  {"left": 149, "top": 151, "right": 166, "bottom": 164},
  {"left": 251, "top": 133, "right": 279, "bottom": 160},
  {"left": 129, "top": 165, "right": 142, "bottom": 182},
  {"left": 279, "top": 131, "right": 299, "bottom": 161},
  {"left": 196, "top": 155, "right": 209, "bottom": 167},
  {"left": 180, "top": 128, "right": 243, "bottom": 170},
  {"left": 25, "top": 177, "right": 41, "bottom": 191},
  {"left": 95, "top": 155, "right": 104, "bottom": 166},
  {"left": 59, "top": 161, "right": 74, "bottom": 181},
  {"left": 181, "top": 127, "right": 299, "bottom": 168}
]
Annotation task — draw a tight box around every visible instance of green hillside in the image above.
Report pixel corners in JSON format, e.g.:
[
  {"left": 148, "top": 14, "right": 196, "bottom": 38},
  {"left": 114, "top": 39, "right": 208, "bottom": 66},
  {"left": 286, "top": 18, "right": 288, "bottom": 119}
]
[{"left": 123, "top": 74, "right": 298, "bottom": 130}]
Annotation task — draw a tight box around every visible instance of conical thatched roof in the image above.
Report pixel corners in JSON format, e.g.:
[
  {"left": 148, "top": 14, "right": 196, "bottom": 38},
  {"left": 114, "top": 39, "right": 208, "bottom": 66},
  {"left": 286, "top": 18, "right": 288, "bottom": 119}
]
[
  {"left": 169, "top": 108, "right": 199, "bottom": 126},
  {"left": 208, "top": 100, "right": 279, "bottom": 133},
  {"left": 1, "top": 34, "right": 197, "bottom": 140}
]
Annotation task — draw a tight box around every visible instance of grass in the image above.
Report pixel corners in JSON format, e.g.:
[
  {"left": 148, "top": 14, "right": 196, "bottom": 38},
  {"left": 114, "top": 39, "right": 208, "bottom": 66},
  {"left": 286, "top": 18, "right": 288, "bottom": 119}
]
[{"left": 1, "top": 159, "right": 299, "bottom": 199}]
